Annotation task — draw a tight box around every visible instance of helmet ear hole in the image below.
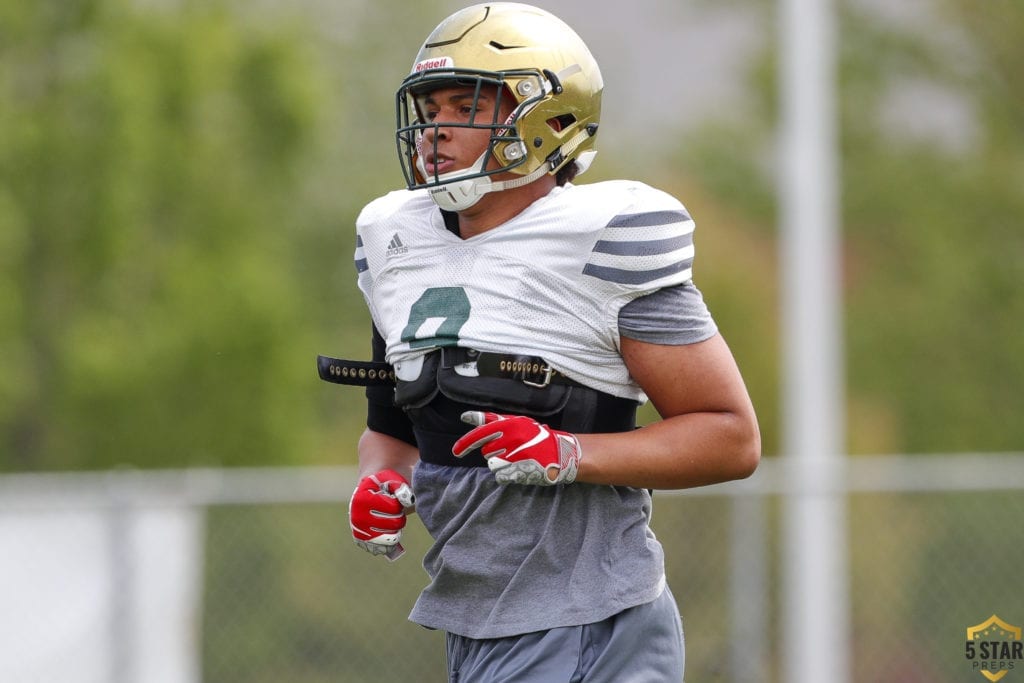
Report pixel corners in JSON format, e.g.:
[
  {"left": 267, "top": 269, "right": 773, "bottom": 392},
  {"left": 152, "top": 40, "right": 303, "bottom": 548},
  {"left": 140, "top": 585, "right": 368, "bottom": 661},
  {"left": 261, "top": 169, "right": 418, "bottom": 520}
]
[{"left": 547, "top": 114, "right": 576, "bottom": 133}]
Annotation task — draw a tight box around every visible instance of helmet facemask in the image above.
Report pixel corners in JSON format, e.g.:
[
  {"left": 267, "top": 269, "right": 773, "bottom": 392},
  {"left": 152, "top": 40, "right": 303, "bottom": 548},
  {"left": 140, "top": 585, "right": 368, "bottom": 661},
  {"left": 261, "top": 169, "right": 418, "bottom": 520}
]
[{"left": 396, "top": 68, "right": 551, "bottom": 211}]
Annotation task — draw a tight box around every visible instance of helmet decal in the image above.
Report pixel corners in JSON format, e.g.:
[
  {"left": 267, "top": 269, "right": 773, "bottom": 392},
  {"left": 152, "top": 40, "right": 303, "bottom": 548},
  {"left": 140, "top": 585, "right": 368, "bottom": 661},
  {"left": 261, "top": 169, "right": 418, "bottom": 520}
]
[{"left": 414, "top": 56, "right": 454, "bottom": 73}]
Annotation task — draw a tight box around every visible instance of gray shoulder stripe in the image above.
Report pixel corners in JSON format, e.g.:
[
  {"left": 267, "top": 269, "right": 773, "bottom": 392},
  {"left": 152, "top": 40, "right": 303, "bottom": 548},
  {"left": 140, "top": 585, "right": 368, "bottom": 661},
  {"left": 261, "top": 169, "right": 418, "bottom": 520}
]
[
  {"left": 607, "top": 209, "right": 691, "bottom": 228},
  {"left": 355, "top": 257, "right": 368, "bottom": 273},
  {"left": 583, "top": 260, "right": 691, "bottom": 285},
  {"left": 356, "top": 234, "right": 364, "bottom": 247},
  {"left": 593, "top": 233, "right": 693, "bottom": 256}
]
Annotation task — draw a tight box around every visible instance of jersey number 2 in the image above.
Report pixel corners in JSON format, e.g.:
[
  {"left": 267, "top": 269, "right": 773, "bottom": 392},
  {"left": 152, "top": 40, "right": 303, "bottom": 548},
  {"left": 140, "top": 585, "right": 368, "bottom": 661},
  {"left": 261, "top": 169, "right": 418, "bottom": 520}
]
[{"left": 401, "top": 287, "right": 470, "bottom": 349}]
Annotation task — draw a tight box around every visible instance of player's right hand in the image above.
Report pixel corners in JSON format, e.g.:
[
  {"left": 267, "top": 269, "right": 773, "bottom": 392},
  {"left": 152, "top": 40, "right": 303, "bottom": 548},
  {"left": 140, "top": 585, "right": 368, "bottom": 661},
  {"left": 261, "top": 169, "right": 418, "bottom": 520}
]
[{"left": 348, "top": 469, "right": 415, "bottom": 561}]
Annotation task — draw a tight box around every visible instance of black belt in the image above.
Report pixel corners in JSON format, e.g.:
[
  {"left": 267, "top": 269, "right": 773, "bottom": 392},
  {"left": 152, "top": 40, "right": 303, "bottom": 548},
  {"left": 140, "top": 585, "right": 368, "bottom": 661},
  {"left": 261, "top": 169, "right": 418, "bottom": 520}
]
[
  {"left": 316, "top": 356, "right": 396, "bottom": 386},
  {"left": 316, "top": 348, "right": 583, "bottom": 389}
]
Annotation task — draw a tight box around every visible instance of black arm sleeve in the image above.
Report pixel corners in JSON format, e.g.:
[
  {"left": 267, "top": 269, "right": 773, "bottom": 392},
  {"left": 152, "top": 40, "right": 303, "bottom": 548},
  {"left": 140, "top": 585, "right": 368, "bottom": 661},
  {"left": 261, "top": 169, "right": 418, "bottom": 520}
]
[{"left": 365, "top": 324, "right": 418, "bottom": 446}]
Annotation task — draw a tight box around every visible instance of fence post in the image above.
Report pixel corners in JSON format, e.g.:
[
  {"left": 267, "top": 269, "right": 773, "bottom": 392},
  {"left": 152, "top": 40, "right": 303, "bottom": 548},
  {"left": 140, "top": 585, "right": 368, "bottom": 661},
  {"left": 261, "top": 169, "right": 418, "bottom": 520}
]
[
  {"left": 106, "top": 476, "right": 134, "bottom": 683},
  {"left": 730, "top": 492, "right": 768, "bottom": 682},
  {"left": 778, "top": 0, "right": 850, "bottom": 680}
]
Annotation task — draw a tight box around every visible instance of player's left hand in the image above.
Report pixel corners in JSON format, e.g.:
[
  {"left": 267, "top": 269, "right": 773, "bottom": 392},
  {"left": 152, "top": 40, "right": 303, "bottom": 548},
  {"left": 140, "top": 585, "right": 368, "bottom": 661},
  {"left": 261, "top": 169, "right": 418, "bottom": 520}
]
[{"left": 452, "top": 411, "right": 581, "bottom": 486}]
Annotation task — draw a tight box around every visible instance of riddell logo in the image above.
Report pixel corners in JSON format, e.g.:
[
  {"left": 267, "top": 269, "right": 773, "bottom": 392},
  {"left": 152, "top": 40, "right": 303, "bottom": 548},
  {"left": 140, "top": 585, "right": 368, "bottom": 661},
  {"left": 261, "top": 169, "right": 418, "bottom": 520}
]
[{"left": 415, "top": 56, "right": 454, "bottom": 72}]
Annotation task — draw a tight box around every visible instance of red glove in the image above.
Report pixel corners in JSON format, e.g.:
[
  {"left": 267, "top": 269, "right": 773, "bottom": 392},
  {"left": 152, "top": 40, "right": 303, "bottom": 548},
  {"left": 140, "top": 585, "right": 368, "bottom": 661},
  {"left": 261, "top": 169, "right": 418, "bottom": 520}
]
[
  {"left": 348, "top": 469, "right": 415, "bottom": 561},
  {"left": 452, "top": 411, "right": 582, "bottom": 486}
]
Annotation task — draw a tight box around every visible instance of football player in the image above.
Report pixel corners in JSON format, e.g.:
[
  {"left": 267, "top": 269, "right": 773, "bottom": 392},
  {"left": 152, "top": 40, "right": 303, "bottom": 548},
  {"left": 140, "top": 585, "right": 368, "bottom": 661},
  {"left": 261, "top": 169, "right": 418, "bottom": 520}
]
[{"left": 345, "top": 3, "right": 760, "bottom": 680}]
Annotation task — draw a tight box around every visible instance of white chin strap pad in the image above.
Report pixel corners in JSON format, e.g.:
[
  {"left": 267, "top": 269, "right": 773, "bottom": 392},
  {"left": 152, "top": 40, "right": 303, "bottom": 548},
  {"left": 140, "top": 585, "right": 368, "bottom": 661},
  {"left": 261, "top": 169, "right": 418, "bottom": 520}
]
[
  {"left": 424, "top": 144, "right": 589, "bottom": 212},
  {"left": 428, "top": 175, "right": 490, "bottom": 212},
  {"left": 426, "top": 162, "right": 556, "bottom": 211},
  {"left": 418, "top": 151, "right": 490, "bottom": 212}
]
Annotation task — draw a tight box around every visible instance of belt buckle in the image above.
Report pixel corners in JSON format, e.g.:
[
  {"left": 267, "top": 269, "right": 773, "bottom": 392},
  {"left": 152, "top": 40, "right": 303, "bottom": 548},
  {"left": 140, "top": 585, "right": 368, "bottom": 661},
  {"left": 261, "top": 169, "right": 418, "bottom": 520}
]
[{"left": 523, "top": 365, "right": 554, "bottom": 388}]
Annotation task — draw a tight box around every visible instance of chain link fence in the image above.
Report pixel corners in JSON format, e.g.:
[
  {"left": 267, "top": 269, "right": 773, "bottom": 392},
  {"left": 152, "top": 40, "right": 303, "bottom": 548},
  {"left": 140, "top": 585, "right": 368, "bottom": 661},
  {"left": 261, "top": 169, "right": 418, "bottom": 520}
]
[{"left": 2, "top": 455, "right": 1023, "bottom": 682}]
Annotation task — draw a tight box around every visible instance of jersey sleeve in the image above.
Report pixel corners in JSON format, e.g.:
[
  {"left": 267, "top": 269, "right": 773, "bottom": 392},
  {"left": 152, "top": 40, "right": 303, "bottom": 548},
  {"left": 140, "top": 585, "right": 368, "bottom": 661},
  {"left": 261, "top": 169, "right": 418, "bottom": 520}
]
[
  {"left": 354, "top": 225, "right": 374, "bottom": 313},
  {"left": 581, "top": 186, "right": 696, "bottom": 294},
  {"left": 353, "top": 190, "right": 401, "bottom": 335}
]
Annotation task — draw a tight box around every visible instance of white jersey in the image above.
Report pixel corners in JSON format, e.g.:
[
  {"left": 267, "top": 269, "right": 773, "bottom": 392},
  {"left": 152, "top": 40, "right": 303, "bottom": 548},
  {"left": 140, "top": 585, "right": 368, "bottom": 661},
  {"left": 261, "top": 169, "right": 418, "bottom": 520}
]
[{"left": 355, "top": 180, "right": 697, "bottom": 400}]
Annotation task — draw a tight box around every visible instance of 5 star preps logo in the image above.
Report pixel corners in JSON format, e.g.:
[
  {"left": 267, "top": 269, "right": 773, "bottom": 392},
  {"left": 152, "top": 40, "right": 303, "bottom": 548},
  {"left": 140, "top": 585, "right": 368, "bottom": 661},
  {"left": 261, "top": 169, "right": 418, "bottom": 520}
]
[{"left": 965, "top": 615, "right": 1023, "bottom": 681}]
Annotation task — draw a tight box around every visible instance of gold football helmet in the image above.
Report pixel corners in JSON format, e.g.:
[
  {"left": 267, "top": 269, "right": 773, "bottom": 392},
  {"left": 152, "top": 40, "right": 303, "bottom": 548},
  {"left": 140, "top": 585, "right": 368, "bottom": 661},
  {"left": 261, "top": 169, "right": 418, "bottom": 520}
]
[{"left": 396, "top": 3, "right": 603, "bottom": 210}]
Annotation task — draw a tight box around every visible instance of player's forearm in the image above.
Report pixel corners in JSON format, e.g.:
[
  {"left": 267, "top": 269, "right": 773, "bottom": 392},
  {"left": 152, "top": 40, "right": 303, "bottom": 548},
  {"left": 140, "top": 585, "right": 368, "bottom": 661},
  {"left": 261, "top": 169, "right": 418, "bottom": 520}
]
[
  {"left": 357, "top": 428, "right": 420, "bottom": 482},
  {"left": 576, "top": 411, "right": 760, "bottom": 490}
]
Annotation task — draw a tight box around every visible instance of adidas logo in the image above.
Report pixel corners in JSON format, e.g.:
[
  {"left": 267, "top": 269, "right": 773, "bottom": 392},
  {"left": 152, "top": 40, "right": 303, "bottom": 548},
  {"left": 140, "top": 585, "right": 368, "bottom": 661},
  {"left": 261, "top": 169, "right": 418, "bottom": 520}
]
[{"left": 386, "top": 233, "right": 408, "bottom": 257}]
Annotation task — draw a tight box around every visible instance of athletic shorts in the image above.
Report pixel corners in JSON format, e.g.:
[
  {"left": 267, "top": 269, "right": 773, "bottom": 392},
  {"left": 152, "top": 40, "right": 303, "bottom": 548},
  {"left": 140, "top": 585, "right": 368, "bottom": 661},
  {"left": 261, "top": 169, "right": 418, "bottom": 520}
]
[{"left": 444, "top": 585, "right": 685, "bottom": 682}]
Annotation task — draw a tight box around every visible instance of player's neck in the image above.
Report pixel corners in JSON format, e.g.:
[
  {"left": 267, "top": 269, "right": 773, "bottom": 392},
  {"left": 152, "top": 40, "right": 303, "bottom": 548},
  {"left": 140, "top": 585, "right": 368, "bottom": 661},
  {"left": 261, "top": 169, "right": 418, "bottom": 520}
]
[{"left": 454, "top": 177, "right": 558, "bottom": 238}]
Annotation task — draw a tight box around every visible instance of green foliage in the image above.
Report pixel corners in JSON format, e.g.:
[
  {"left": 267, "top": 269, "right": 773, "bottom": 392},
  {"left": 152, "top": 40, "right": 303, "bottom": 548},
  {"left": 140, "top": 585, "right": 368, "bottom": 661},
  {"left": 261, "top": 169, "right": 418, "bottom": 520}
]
[
  {"left": 0, "top": 0, "right": 339, "bottom": 469},
  {"left": 676, "top": 0, "right": 1024, "bottom": 455},
  {"left": 841, "top": 0, "right": 1024, "bottom": 453}
]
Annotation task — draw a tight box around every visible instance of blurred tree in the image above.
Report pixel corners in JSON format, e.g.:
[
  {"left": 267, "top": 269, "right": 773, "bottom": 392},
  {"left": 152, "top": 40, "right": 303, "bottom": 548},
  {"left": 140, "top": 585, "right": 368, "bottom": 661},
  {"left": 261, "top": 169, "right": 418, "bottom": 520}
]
[
  {"left": 842, "top": 0, "right": 1024, "bottom": 454},
  {"left": 677, "top": 0, "right": 1024, "bottom": 455},
  {"left": 0, "top": 0, "right": 466, "bottom": 472},
  {"left": 0, "top": 0, "right": 330, "bottom": 470}
]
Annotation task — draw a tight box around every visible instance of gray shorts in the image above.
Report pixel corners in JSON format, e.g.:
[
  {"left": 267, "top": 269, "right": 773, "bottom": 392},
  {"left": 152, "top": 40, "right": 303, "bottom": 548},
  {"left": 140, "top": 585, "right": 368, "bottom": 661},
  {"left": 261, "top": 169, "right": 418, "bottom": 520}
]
[{"left": 445, "top": 585, "right": 685, "bottom": 682}]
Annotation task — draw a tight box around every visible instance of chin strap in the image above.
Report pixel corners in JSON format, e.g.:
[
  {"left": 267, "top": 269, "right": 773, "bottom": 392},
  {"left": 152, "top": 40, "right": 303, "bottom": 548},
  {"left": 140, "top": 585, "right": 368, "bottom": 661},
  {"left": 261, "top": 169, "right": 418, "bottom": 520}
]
[{"left": 428, "top": 123, "right": 599, "bottom": 211}]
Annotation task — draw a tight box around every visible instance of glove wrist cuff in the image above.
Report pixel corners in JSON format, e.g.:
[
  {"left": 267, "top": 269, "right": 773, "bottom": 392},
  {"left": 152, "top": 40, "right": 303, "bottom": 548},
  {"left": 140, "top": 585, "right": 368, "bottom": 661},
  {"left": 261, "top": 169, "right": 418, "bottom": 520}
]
[{"left": 556, "top": 433, "right": 582, "bottom": 484}]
